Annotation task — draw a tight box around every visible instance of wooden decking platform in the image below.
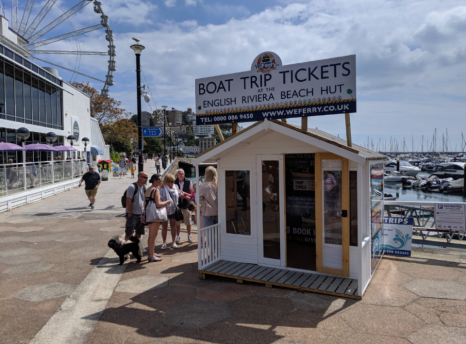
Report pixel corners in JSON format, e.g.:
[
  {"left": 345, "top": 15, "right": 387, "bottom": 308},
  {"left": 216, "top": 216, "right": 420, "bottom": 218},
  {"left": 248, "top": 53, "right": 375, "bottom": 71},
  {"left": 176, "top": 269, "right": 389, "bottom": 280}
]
[{"left": 199, "top": 260, "right": 361, "bottom": 299}]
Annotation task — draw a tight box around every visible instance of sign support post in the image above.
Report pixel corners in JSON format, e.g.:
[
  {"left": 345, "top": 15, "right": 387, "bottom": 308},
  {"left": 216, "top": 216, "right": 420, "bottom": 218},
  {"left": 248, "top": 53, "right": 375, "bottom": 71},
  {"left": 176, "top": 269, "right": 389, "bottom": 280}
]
[
  {"left": 345, "top": 112, "right": 352, "bottom": 147},
  {"left": 214, "top": 124, "right": 224, "bottom": 141},
  {"left": 301, "top": 117, "right": 308, "bottom": 132},
  {"left": 232, "top": 123, "right": 238, "bottom": 135}
]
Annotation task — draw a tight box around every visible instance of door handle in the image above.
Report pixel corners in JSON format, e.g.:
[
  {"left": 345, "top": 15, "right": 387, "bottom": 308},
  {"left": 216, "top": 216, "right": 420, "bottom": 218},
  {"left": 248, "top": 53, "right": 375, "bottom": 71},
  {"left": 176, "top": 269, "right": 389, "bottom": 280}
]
[{"left": 342, "top": 210, "right": 348, "bottom": 218}]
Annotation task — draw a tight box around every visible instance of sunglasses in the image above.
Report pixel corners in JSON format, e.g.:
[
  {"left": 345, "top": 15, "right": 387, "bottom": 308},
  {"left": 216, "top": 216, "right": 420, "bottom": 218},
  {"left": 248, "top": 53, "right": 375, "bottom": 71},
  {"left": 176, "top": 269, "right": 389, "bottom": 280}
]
[
  {"left": 168, "top": 181, "right": 174, "bottom": 183},
  {"left": 140, "top": 176, "right": 148, "bottom": 179}
]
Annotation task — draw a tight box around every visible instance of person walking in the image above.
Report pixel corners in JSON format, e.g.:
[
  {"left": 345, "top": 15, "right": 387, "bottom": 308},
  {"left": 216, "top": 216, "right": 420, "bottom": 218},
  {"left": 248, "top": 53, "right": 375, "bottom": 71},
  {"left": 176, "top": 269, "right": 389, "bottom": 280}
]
[
  {"left": 145, "top": 174, "right": 171, "bottom": 261},
  {"left": 155, "top": 155, "right": 161, "bottom": 174},
  {"left": 175, "top": 168, "right": 194, "bottom": 243},
  {"left": 160, "top": 173, "right": 180, "bottom": 249},
  {"left": 198, "top": 166, "right": 218, "bottom": 227},
  {"left": 119, "top": 157, "right": 127, "bottom": 179},
  {"left": 125, "top": 172, "right": 148, "bottom": 256},
  {"left": 78, "top": 164, "right": 101, "bottom": 209}
]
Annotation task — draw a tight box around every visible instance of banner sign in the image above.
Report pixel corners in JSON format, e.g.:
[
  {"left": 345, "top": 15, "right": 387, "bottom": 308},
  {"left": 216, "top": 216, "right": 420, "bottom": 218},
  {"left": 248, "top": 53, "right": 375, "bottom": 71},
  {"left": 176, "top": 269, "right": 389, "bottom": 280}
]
[
  {"left": 142, "top": 127, "right": 163, "bottom": 137},
  {"left": 196, "top": 52, "right": 356, "bottom": 125},
  {"left": 383, "top": 217, "right": 413, "bottom": 257},
  {"left": 435, "top": 203, "right": 466, "bottom": 232}
]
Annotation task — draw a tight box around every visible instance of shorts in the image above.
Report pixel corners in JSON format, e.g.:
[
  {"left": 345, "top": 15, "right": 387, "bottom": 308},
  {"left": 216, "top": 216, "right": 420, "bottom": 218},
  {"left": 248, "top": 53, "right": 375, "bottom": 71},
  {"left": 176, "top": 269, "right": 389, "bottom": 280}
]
[
  {"left": 125, "top": 213, "right": 145, "bottom": 236},
  {"left": 168, "top": 213, "right": 177, "bottom": 220},
  {"left": 176, "top": 208, "right": 192, "bottom": 226},
  {"left": 119, "top": 168, "right": 126, "bottom": 174},
  {"left": 85, "top": 187, "right": 98, "bottom": 197}
]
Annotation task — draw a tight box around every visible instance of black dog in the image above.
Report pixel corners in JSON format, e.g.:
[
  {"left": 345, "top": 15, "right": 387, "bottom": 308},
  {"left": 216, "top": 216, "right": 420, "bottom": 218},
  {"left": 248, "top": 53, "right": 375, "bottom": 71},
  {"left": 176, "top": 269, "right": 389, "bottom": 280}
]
[{"left": 107, "top": 235, "right": 141, "bottom": 265}]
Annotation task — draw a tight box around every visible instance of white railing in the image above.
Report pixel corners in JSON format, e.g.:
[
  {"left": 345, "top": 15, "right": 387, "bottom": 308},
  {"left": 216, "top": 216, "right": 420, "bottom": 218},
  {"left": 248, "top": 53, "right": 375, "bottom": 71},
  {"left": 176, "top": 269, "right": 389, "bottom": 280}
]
[
  {"left": 198, "top": 223, "right": 220, "bottom": 270},
  {"left": 384, "top": 201, "right": 465, "bottom": 242},
  {"left": 0, "top": 160, "right": 88, "bottom": 198}
]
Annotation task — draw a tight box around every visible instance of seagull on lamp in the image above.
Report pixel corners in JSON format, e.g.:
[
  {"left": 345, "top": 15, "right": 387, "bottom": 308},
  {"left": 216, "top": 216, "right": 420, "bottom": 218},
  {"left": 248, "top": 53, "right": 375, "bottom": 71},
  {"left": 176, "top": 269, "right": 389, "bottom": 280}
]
[{"left": 132, "top": 37, "right": 141, "bottom": 42}]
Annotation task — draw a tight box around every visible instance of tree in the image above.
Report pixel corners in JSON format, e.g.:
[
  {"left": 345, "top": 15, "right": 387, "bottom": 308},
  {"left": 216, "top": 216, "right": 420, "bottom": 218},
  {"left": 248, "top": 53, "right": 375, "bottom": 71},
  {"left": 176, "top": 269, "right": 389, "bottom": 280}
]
[
  {"left": 346, "top": 89, "right": 353, "bottom": 99},
  {"left": 71, "top": 82, "right": 129, "bottom": 125},
  {"left": 143, "top": 137, "right": 163, "bottom": 155},
  {"left": 100, "top": 119, "right": 137, "bottom": 156}
]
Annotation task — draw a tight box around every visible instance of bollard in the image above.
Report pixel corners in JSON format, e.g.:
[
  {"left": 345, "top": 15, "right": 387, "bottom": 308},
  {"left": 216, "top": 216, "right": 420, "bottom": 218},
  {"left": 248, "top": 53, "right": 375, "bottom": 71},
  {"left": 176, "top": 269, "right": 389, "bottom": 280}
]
[{"left": 396, "top": 159, "right": 400, "bottom": 172}]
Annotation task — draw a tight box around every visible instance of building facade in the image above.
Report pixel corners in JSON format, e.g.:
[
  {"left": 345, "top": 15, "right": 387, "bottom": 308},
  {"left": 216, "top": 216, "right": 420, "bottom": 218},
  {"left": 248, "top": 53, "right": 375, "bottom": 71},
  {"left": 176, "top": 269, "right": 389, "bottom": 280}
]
[
  {"left": 167, "top": 109, "right": 182, "bottom": 126},
  {"left": 199, "top": 137, "right": 216, "bottom": 153},
  {"left": 193, "top": 122, "right": 214, "bottom": 136}
]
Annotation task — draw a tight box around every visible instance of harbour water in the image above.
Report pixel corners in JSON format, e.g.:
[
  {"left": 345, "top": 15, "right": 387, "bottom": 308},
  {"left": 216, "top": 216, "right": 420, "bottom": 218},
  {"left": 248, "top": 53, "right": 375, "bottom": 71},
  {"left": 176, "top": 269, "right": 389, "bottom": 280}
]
[{"left": 385, "top": 171, "right": 466, "bottom": 203}]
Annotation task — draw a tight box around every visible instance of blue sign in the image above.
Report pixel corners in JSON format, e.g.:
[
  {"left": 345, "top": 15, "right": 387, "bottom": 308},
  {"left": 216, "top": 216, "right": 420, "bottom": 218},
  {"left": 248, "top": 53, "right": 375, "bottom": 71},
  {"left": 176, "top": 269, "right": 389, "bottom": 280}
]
[
  {"left": 383, "top": 217, "right": 413, "bottom": 257},
  {"left": 142, "top": 127, "right": 163, "bottom": 137}
]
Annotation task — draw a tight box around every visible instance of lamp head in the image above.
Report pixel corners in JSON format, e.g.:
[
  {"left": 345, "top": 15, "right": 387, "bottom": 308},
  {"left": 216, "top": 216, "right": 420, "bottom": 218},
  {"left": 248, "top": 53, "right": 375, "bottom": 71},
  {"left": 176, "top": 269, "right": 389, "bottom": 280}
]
[
  {"left": 67, "top": 135, "right": 77, "bottom": 146},
  {"left": 161, "top": 105, "right": 167, "bottom": 110},
  {"left": 46, "top": 132, "right": 57, "bottom": 144},
  {"left": 82, "top": 137, "right": 90, "bottom": 146},
  {"left": 130, "top": 43, "right": 145, "bottom": 55},
  {"left": 16, "top": 127, "right": 30, "bottom": 142}
]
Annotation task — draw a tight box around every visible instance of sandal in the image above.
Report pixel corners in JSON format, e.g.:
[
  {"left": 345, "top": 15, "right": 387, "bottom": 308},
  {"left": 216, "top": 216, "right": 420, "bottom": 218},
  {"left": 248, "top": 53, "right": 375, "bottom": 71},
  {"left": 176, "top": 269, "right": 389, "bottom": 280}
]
[{"left": 148, "top": 256, "right": 162, "bottom": 262}]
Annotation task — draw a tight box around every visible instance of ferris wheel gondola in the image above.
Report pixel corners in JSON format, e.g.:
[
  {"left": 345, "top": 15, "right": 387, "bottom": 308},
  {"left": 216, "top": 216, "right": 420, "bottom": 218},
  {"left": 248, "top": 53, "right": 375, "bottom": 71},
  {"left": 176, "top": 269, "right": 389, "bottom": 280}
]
[{"left": 2, "top": 0, "right": 115, "bottom": 97}]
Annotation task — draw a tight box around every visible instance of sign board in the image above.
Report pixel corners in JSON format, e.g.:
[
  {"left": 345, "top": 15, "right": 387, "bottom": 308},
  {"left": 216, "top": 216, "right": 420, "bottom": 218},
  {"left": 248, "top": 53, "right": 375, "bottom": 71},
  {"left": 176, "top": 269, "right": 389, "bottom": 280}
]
[
  {"left": 383, "top": 217, "right": 412, "bottom": 257},
  {"left": 196, "top": 52, "right": 356, "bottom": 125},
  {"left": 435, "top": 203, "right": 466, "bottom": 231},
  {"left": 142, "top": 127, "right": 163, "bottom": 137},
  {"left": 293, "top": 179, "right": 315, "bottom": 191},
  {"left": 71, "top": 116, "right": 80, "bottom": 141}
]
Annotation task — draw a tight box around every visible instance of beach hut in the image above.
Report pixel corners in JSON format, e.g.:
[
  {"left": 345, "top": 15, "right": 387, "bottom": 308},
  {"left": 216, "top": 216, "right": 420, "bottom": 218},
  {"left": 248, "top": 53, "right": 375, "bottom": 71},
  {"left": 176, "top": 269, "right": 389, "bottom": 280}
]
[{"left": 194, "top": 119, "right": 386, "bottom": 298}]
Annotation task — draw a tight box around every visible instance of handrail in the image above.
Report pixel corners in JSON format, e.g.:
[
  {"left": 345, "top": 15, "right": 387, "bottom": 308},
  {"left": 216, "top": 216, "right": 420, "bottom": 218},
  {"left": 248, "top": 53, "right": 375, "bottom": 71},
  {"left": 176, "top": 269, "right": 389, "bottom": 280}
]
[
  {"left": 161, "top": 157, "right": 178, "bottom": 178},
  {"left": 198, "top": 223, "right": 220, "bottom": 270},
  {"left": 385, "top": 201, "right": 463, "bottom": 206}
]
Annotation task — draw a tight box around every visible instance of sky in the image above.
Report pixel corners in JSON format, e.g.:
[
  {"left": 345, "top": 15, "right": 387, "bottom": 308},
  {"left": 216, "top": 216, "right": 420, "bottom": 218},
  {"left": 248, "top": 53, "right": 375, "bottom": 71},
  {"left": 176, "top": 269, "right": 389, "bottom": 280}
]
[{"left": 6, "top": 0, "right": 466, "bottom": 151}]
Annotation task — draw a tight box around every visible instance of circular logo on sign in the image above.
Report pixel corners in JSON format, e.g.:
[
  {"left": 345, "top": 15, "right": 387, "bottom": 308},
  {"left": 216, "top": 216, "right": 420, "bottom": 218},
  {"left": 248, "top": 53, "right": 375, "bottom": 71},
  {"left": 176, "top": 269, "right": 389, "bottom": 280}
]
[
  {"left": 73, "top": 121, "right": 80, "bottom": 141},
  {"left": 251, "top": 51, "right": 282, "bottom": 74}
]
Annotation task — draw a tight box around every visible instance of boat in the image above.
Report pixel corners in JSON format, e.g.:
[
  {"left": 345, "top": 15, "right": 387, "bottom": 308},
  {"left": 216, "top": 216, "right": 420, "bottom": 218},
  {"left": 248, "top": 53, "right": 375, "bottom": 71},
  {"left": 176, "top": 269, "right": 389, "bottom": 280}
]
[
  {"left": 440, "top": 178, "right": 464, "bottom": 194},
  {"left": 384, "top": 160, "right": 420, "bottom": 176}
]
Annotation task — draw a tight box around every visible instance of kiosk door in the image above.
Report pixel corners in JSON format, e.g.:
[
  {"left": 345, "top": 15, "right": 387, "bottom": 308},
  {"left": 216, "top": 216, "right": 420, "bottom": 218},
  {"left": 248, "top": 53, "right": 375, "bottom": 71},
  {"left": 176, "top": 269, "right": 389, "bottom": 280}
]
[
  {"left": 257, "top": 155, "right": 284, "bottom": 266},
  {"left": 315, "top": 153, "right": 350, "bottom": 277}
]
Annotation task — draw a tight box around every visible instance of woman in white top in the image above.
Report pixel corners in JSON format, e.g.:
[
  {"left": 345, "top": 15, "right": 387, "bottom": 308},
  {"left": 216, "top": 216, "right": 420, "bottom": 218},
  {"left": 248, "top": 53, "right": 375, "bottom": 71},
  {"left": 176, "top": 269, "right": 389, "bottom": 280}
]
[
  {"left": 145, "top": 174, "right": 172, "bottom": 261},
  {"left": 160, "top": 173, "right": 180, "bottom": 249},
  {"left": 155, "top": 156, "right": 161, "bottom": 174},
  {"left": 198, "top": 166, "right": 218, "bottom": 227}
]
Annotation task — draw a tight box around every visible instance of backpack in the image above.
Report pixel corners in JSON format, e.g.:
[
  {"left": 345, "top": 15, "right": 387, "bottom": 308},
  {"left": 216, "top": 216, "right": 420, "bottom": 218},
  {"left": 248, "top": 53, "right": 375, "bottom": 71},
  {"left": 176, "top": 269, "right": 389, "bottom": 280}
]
[{"left": 121, "top": 183, "right": 146, "bottom": 208}]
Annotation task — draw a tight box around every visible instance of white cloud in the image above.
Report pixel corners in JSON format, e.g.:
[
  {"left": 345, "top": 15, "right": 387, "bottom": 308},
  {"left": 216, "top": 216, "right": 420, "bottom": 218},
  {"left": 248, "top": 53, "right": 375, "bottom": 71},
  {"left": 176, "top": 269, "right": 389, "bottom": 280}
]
[
  {"left": 164, "top": 0, "right": 176, "bottom": 8},
  {"left": 185, "top": 0, "right": 196, "bottom": 5},
  {"left": 28, "top": 0, "right": 466, "bottom": 147}
]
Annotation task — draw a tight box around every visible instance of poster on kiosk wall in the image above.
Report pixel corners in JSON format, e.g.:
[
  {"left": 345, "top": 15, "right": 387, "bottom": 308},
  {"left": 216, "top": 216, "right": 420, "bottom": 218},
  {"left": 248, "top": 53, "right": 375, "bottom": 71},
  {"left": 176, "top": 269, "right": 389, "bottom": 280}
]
[
  {"left": 195, "top": 53, "right": 356, "bottom": 125},
  {"left": 383, "top": 217, "right": 413, "bottom": 257}
]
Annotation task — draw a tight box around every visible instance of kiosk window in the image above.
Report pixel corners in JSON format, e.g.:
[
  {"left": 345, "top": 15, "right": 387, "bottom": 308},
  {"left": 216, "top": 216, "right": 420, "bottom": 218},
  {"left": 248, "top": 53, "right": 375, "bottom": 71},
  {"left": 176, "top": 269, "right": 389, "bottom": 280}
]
[
  {"left": 225, "top": 171, "right": 251, "bottom": 235},
  {"left": 350, "top": 171, "right": 358, "bottom": 246}
]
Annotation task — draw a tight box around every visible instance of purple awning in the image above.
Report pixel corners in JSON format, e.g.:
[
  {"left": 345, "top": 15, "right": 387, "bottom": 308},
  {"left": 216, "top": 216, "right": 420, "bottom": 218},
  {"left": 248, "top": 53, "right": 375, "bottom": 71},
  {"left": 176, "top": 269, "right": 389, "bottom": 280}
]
[
  {"left": 24, "top": 143, "right": 58, "bottom": 151},
  {"left": 54, "top": 145, "right": 77, "bottom": 151},
  {"left": 0, "top": 142, "right": 25, "bottom": 151}
]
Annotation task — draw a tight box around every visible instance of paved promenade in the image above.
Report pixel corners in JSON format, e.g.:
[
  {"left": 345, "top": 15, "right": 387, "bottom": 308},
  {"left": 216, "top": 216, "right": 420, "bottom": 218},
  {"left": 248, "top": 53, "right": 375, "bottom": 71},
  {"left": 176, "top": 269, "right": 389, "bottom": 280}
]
[{"left": 1, "top": 161, "right": 466, "bottom": 343}]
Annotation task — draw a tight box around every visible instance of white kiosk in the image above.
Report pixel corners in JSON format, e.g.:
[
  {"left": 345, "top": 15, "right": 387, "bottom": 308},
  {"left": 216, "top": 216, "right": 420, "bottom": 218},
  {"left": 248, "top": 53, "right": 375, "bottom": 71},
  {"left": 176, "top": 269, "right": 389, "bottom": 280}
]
[
  {"left": 194, "top": 52, "right": 386, "bottom": 298},
  {"left": 194, "top": 120, "right": 386, "bottom": 298}
]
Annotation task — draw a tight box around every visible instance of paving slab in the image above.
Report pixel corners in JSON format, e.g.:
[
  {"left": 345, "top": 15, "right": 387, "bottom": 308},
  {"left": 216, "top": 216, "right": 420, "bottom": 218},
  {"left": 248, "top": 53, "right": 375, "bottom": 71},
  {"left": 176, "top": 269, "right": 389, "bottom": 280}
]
[
  {"left": 0, "top": 254, "right": 43, "bottom": 265},
  {"left": 44, "top": 226, "right": 71, "bottom": 232},
  {"left": 55, "top": 235, "right": 90, "bottom": 242},
  {"left": 3, "top": 261, "right": 54, "bottom": 275},
  {"left": 171, "top": 252, "right": 198, "bottom": 264},
  {"left": 402, "top": 279, "right": 466, "bottom": 300},
  {"left": 15, "top": 282, "right": 76, "bottom": 302},
  {"left": 4, "top": 218, "right": 35, "bottom": 224},
  {"left": 361, "top": 284, "right": 419, "bottom": 307},
  {"left": 339, "top": 304, "right": 425, "bottom": 337},
  {"left": 99, "top": 226, "right": 123, "bottom": 232},
  {"left": 0, "top": 236, "right": 23, "bottom": 243},
  {"left": 414, "top": 298, "right": 466, "bottom": 315},
  {"left": 21, "top": 234, "right": 62, "bottom": 243},
  {"left": 115, "top": 276, "right": 169, "bottom": 293},
  {"left": 0, "top": 247, "right": 35, "bottom": 257},
  {"left": 403, "top": 302, "right": 443, "bottom": 325},
  {"left": 8, "top": 226, "right": 45, "bottom": 233},
  {"left": 164, "top": 299, "right": 231, "bottom": 328},
  {"left": 70, "top": 246, "right": 108, "bottom": 256},
  {"left": 84, "top": 220, "right": 109, "bottom": 224},
  {"left": 288, "top": 292, "right": 357, "bottom": 315},
  {"left": 407, "top": 325, "right": 466, "bottom": 344}
]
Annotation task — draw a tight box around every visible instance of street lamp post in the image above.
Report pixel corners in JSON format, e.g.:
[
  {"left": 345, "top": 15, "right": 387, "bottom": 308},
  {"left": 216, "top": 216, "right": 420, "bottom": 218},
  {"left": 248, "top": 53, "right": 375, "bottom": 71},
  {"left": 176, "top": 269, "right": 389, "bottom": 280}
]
[
  {"left": 161, "top": 105, "right": 167, "bottom": 168},
  {"left": 130, "top": 41, "right": 146, "bottom": 173}
]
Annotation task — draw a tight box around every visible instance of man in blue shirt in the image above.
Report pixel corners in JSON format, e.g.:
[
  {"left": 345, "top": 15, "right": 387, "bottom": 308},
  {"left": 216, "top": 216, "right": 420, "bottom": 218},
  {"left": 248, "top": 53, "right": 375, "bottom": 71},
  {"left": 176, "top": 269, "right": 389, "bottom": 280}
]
[{"left": 79, "top": 165, "right": 101, "bottom": 209}]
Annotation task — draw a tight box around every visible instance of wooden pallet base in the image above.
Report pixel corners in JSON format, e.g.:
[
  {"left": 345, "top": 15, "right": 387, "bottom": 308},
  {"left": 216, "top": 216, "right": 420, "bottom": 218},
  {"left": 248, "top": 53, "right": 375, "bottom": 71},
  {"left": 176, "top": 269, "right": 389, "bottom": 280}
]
[{"left": 199, "top": 260, "right": 361, "bottom": 299}]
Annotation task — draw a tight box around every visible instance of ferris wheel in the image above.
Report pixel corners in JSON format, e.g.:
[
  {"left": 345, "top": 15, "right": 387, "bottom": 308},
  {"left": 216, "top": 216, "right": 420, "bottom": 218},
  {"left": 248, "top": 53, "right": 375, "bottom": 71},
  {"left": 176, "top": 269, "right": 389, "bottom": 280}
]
[{"left": 0, "top": 0, "right": 115, "bottom": 97}]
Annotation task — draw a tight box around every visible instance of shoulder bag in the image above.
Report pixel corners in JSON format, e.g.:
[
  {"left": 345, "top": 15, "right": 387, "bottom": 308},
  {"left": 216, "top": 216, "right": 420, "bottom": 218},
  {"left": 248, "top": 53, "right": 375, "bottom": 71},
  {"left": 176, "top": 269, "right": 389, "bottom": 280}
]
[
  {"left": 168, "top": 187, "right": 184, "bottom": 221},
  {"left": 145, "top": 189, "right": 168, "bottom": 222}
]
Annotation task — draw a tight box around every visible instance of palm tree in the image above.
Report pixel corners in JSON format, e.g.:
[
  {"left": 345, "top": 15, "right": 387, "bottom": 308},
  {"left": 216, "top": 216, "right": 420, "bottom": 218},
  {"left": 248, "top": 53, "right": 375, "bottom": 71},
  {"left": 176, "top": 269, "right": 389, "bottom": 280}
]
[{"left": 347, "top": 89, "right": 354, "bottom": 99}]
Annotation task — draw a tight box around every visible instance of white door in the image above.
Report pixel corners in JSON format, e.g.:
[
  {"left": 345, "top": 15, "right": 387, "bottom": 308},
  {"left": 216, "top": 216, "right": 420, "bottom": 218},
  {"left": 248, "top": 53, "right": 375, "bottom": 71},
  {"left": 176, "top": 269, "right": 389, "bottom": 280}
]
[{"left": 257, "top": 155, "right": 285, "bottom": 266}]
